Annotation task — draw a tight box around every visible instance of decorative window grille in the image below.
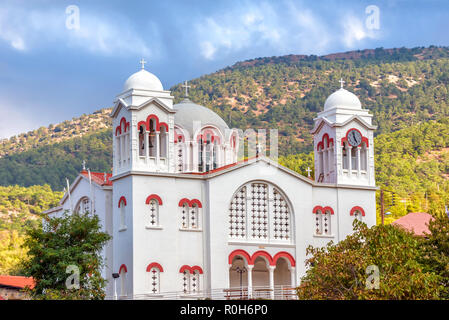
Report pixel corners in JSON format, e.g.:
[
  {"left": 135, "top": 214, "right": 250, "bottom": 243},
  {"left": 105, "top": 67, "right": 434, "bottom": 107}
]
[
  {"left": 182, "top": 270, "right": 190, "bottom": 294},
  {"left": 75, "top": 197, "right": 90, "bottom": 214},
  {"left": 315, "top": 210, "right": 323, "bottom": 235},
  {"left": 181, "top": 203, "right": 189, "bottom": 229},
  {"left": 273, "top": 188, "right": 290, "bottom": 240},
  {"left": 177, "top": 142, "right": 184, "bottom": 172},
  {"left": 149, "top": 267, "right": 160, "bottom": 294},
  {"left": 191, "top": 271, "right": 199, "bottom": 294},
  {"left": 250, "top": 183, "right": 269, "bottom": 240},
  {"left": 228, "top": 181, "right": 291, "bottom": 242},
  {"left": 229, "top": 186, "right": 247, "bottom": 239},
  {"left": 323, "top": 210, "right": 331, "bottom": 235},
  {"left": 148, "top": 200, "right": 159, "bottom": 227},
  {"left": 190, "top": 205, "right": 199, "bottom": 229},
  {"left": 353, "top": 210, "right": 362, "bottom": 221}
]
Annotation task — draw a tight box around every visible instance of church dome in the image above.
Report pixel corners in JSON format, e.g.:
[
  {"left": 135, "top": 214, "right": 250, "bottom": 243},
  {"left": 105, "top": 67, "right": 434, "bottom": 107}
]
[
  {"left": 174, "top": 98, "right": 229, "bottom": 137},
  {"left": 123, "top": 69, "right": 164, "bottom": 92},
  {"left": 324, "top": 88, "right": 362, "bottom": 111}
]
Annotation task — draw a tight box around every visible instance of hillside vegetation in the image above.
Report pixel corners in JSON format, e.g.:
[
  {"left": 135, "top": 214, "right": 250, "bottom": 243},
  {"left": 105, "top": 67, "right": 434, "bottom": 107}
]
[{"left": 0, "top": 46, "right": 448, "bottom": 220}]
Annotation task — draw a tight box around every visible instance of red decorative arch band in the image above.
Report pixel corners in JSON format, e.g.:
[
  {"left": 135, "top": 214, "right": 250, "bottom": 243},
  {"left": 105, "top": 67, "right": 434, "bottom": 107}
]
[
  {"left": 119, "top": 264, "right": 127, "bottom": 273},
  {"left": 179, "top": 265, "right": 203, "bottom": 274},
  {"left": 146, "top": 194, "right": 163, "bottom": 205},
  {"left": 146, "top": 262, "right": 164, "bottom": 272},
  {"left": 138, "top": 114, "right": 169, "bottom": 133},
  {"left": 197, "top": 128, "right": 221, "bottom": 144},
  {"left": 228, "top": 249, "right": 295, "bottom": 267},
  {"left": 312, "top": 205, "right": 334, "bottom": 215},
  {"left": 118, "top": 196, "right": 127, "bottom": 208},
  {"left": 178, "top": 198, "right": 202, "bottom": 208},
  {"left": 350, "top": 206, "right": 365, "bottom": 216},
  {"left": 317, "top": 133, "right": 334, "bottom": 151},
  {"left": 115, "top": 117, "right": 130, "bottom": 136}
]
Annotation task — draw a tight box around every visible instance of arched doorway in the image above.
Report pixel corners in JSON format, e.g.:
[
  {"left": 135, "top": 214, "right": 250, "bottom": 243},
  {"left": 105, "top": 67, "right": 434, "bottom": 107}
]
[{"left": 274, "top": 257, "right": 291, "bottom": 299}]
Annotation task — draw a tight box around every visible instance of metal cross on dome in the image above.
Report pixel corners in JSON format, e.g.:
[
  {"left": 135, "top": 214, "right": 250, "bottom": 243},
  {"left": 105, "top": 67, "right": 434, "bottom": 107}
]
[
  {"left": 182, "top": 80, "right": 191, "bottom": 97},
  {"left": 339, "top": 78, "right": 345, "bottom": 89},
  {"left": 140, "top": 58, "right": 147, "bottom": 69}
]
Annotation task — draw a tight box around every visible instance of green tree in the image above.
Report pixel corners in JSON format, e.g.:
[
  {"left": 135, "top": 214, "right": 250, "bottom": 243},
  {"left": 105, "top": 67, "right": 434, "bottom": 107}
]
[
  {"left": 22, "top": 211, "right": 111, "bottom": 300},
  {"left": 296, "top": 220, "right": 441, "bottom": 299}
]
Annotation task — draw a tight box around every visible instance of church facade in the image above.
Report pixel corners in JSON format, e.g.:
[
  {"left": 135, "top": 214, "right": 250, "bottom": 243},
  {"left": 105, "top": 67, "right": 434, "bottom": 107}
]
[{"left": 46, "top": 65, "right": 377, "bottom": 299}]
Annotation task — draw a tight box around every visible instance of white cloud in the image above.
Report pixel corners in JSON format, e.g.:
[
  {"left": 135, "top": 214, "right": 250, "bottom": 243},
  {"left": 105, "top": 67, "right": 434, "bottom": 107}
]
[
  {"left": 0, "top": 5, "right": 153, "bottom": 56},
  {"left": 341, "top": 14, "right": 378, "bottom": 48},
  {"left": 194, "top": 1, "right": 333, "bottom": 60}
]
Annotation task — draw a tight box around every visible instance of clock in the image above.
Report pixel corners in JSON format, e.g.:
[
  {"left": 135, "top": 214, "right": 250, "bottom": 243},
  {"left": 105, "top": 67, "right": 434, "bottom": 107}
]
[{"left": 347, "top": 129, "right": 362, "bottom": 147}]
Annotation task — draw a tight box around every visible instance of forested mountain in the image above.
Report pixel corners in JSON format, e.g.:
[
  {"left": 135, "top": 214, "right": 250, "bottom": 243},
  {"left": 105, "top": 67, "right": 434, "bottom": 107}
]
[{"left": 0, "top": 46, "right": 448, "bottom": 213}]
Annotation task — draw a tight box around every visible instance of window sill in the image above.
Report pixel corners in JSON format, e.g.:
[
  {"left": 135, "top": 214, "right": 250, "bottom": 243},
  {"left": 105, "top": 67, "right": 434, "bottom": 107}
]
[
  {"left": 313, "top": 234, "right": 334, "bottom": 238},
  {"left": 119, "top": 227, "right": 127, "bottom": 232},
  {"left": 146, "top": 225, "right": 163, "bottom": 230},
  {"left": 179, "top": 228, "right": 202, "bottom": 232}
]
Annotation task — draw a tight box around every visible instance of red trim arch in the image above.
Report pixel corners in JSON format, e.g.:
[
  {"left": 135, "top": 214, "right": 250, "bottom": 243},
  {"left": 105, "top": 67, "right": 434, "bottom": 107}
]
[
  {"left": 138, "top": 114, "right": 169, "bottom": 132},
  {"left": 119, "top": 264, "right": 127, "bottom": 273},
  {"left": 115, "top": 117, "right": 130, "bottom": 136},
  {"left": 191, "top": 266, "right": 204, "bottom": 274},
  {"left": 228, "top": 249, "right": 251, "bottom": 265},
  {"left": 174, "top": 128, "right": 185, "bottom": 143},
  {"left": 146, "top": 194, "right": 163, "bottom": 205},
  {"left": 179, "top": 265, "right": 204, "bottom": 274},
  {"left": 250, "top": 250, "right": 274, "bottom": 266},
  {"left": 178, "top": 198, "right": 202, "bottom": 208},
  {"left": 341, "top": 128, "right": 369, "bottom": 147},
  {"left": 146, "top": 262, "right": 164, "bottom": 272},
  {"left": 313, "top": 205, "right": 334, "bottom": 215},
  {"left": 118, "top": 196, "right": 127, "bottom": 208},
  {"left": 350, "top": 206, "right": 365, "bottom": 216},
  {"left": 197, "top": 128, "right": 221, "bottom": 144},
  {"left": 273, "top": 252, "right": 296, "bottom": 267},
  {"left": 317, "top": 133, "right": 334, "bottom": 151}
]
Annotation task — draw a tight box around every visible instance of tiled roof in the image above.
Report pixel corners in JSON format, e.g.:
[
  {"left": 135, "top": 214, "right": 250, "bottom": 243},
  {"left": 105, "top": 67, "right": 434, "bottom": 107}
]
[
  {"left": 80, "top": 170, "right": 113, "bottom": 186},
  {"left": 0, "top": 275, "right": 35, "bottom": 289},
  {"left": 392, "top": 212, "right": 434, "bottom": 236}
]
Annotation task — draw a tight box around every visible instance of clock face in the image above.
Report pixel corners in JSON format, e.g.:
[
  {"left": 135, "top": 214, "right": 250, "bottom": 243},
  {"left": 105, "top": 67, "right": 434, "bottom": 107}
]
[{"left": 347, "top": 129, "right": 362, "bottom": 147}]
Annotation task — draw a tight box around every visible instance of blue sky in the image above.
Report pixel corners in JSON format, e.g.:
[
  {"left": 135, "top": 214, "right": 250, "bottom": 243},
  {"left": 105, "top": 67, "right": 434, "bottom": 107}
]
[{"left": 0, "top": 0, "right": 449, "bottom": 138}]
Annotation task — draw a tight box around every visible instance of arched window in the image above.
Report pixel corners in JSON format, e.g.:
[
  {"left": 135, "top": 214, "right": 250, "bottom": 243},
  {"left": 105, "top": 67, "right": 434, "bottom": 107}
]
[
  {"left": 139, "top": 125, "right": 145, "bottom": 157},
  {"left": 146, "top": 194, "right": 162, "bottom": 228},
  {"left": 228, "top": 182, "right": 292, "bottom": 243},
  {"left": 75, "top": 197, "right": 91, "bottom": 214},
  {"left": 350, "top": 206, "right": 365, "bottom": 220},
  {"left": 146, "top": 263, "right": 163, "bottom": 294},
  {"left": 342, "top": 143, "right": 349, "bottom": 170},
  {"left": 149, "top": 119, "right": 156, "bottom": 157},
  {"left": 179, "top": 265, "right": 203, "bottom": 294},
  {"left": 119, "top": 197, "right": 127, "bottom": 231},
  {"left": 179, "top": 199, "right": 202, "bottom": 230},
  {"left": 360, "top": 142, "right": 368, "bottom": 171},
  {"left": 313, "top": 206, "right": 334, "bottom": 236},
  {"left": 119, "top": 264, "right": 127, "bottom": 297},
  {"left": 159, "top": 125, "right": 168, "bottom": 159}
]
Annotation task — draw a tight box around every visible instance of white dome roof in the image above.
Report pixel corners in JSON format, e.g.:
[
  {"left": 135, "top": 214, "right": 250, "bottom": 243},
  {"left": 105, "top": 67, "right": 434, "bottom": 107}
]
[
  {"left": 123, "top": 69, "right": 163, "bottom": 92},
  {"left": 174, "top": 99, "right": 229, "bottom": 136},
  {"left": 324, "top": 88, "right": 362, "bottom": 111}
]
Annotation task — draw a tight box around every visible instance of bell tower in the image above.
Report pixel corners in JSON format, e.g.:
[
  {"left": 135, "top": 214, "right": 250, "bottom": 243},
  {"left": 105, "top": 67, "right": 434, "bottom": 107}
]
[
  {"left": 110, "top": 60, "right": 176, "bottom": 176},
  {"left": 311, "top": 79, "right": 377, "bottom": 187}
]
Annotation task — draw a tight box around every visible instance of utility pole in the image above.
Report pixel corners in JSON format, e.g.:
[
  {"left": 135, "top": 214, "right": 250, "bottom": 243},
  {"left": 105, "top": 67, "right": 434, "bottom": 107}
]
[{"left": 380, "top": 189, "right": 384, "bottom": 225}]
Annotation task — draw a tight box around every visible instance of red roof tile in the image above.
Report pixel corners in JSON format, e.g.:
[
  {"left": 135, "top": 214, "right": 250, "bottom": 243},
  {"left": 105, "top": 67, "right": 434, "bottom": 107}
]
[
  {"left": 81, "top": 170, "right": 113, "bottom": 186},
  {"left": 392, "top": 212, "right": 434, "bottom": 236},
  {"left": 0, "top": 275, "right": 35, "bottom": 289}
]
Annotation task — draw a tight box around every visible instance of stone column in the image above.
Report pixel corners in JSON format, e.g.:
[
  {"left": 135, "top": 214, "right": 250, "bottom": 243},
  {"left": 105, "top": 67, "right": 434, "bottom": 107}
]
[
  {"left": 289, "top": 267, "right": 296, "bottom": 287},
  {"left": 247, "top": 265, "right": 253, "bottom": 299},
  {"left": 348, "top": 145, "right": 352, "bottom": 174},
  {"left": 156, "top": 132, "right": 160, "bottom": 168},
  {"left": 144, "top": 131, "right": 149, "bottom": 164},
  {"left": 357, "top": 147, "right": 361, "bottom": 176},
  {"left": 269, "top": 266, "right": 275, "bottom": 300}
]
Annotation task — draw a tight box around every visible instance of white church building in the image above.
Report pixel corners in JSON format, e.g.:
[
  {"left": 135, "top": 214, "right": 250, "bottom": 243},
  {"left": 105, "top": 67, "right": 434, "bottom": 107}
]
[{"left": 46, "top": 64, "right": 377, "bottom": 299}]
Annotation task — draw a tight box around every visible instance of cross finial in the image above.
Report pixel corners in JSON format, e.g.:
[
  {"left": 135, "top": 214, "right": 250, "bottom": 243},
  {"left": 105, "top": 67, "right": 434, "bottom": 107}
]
[
  {"left": 104, "top": 172, "right": 107, "bottom": 183},
  {"left": 339, "top": 78, "right": 345, "bottom": 89},
  {"left": 182, "top": 80, "right": 191, "bottom": 97},
  {"left": 82, "top": 160, "right": 86, "bottom": 170},
  {"left": 139, "top": 58, "right": 147, "bottom": 69},
  {"left": 306, "top": 167, "right": 312, "bottom": 178}
]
